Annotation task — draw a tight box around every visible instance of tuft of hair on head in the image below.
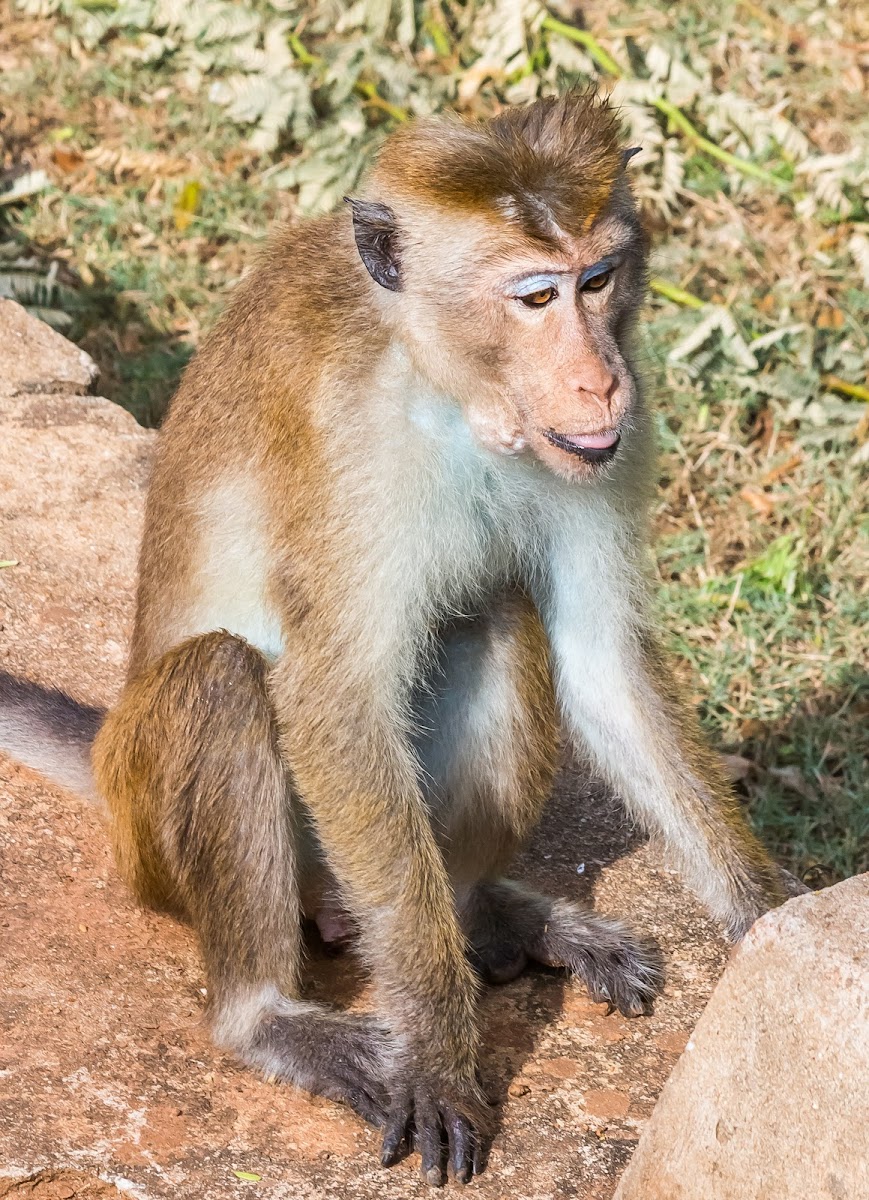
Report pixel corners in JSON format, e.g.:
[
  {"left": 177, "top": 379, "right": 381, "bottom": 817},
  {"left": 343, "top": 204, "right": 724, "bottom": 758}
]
[{"left": 371, "top": 91, "right": 625, "bottom": 246}]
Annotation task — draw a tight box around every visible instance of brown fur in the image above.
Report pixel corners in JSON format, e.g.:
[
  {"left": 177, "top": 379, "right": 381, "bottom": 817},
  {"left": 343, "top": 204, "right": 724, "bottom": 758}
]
[
  {"left": 375, "top": 92, "right": 623, "bottom": 243},
  {"left": 636, "top": 633, "right": 787, "bottom": 934}
]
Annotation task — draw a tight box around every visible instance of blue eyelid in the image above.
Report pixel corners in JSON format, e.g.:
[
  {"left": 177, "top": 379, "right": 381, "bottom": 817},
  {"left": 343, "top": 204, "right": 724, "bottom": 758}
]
[
  {"left": 512, "top": 273, "right": 560, "bottom": 298},
  {"left": 579, "top": 258, "right": 617, "bottom": 287}
]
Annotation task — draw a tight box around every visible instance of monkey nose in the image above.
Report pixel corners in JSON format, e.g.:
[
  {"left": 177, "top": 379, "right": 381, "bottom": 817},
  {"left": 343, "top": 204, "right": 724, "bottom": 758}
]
[{"left": 568, "top": 365, "right": 618, "bottom": 405}]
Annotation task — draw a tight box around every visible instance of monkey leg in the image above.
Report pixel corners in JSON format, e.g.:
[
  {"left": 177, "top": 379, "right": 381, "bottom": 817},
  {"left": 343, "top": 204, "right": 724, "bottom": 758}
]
[
  {"left": 415, "top": 595, "right": 662, "bottom": 1012},
  {"left": 92, "top": 632, "right": 391, "bottom": 1127},
  {"left": 460, "top": 881, "right": 663, "bottom": 1016}
]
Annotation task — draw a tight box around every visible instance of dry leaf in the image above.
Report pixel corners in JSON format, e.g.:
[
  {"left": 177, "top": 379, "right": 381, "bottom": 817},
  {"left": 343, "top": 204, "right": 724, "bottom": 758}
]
[
  {"left": 760, "top": 453, "right": 802, "bottom": 486},
  {"left": 740, "top": 486, "right": 777, "bottom": 517},
  {"left": 739, "top": 718, "right": 770, "bottom": 740},
  {"left": 52, "top": 145, "right": 84, "bottom": 172}
]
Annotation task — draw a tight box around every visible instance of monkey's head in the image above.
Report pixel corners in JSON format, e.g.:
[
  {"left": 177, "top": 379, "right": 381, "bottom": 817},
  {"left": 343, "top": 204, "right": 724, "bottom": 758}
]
[{"left": 346, "top": 92, "right": 648, "bottom": 483}]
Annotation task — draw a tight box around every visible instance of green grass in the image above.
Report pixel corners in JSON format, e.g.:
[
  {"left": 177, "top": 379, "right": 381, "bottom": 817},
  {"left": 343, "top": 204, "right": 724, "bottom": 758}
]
[{"left": 1, "top": 0, "right": 866, "bottom": 881}]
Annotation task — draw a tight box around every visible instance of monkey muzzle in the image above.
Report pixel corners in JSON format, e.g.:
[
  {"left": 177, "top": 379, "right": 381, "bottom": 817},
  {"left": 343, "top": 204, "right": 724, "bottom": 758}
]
[{"left": 542, "top": 428, "right": 621, "bottom": 465}]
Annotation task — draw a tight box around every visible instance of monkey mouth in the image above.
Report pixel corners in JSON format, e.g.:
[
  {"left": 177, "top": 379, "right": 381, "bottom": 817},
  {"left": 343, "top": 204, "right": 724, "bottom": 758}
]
[{"left": 542, "top": 428, "right": 621, "bottom": 464}]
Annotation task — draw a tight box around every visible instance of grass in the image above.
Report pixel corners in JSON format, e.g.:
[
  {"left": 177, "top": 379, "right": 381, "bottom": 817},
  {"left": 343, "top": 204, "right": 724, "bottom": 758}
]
[{"left": 1, "top": 0, "right": 866, "bottom": 883}]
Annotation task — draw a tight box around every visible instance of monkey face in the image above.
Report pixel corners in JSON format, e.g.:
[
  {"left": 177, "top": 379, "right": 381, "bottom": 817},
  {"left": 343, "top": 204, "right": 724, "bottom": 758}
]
[
  {"left": 388, "top": 205, "right": 648, "bottom": 485},
  {"left": 480, "top": 217, "right": 646, "bottom": 483},
  {"left": 347, "top": 93, "right": 649, "bottom": 484}
]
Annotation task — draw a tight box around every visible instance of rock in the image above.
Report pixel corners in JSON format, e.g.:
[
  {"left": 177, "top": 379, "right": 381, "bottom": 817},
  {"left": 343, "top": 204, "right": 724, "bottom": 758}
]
[
  {"left": 0, "top": 298, "right": 99, "bottom": 399},
  {"left": 0, "top": 307, "right": 153, "bottom": 704},
  {"left": 614, "top": 874, "right": 869, "bottom": 1200},
  {"left": 0, "top": 304, "right": 731, "bottom": 1198},
  {"left": 0, "top": 1168, "right": 122, "bottom": 1198}
]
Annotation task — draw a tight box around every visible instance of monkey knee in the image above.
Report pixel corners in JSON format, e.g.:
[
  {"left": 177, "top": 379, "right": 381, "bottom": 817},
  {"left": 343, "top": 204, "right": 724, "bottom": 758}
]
[
  {"left": 178, "top": 631, "right": 271, "bottom": 693},
  {"left": 99, "top": 631, "right": 287, "bottom": 892},
  {"left": 147, "top": 632, "right": 276, "bottom": 735}
]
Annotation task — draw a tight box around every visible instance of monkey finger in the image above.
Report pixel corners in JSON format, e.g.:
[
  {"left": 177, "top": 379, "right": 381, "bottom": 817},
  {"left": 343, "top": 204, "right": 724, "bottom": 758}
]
[
  {"left": 443, "top": 1106, "right": 473, "bottom": 1184},
  {"left": 416, "top": 1097, "right": 445, "bottom": 1187},
  {"left": 381, "top": 1096, "right": 412, "bottom": 1168},
  {"left": 779, "top": 866, "right": 810, "bottom": 897}
]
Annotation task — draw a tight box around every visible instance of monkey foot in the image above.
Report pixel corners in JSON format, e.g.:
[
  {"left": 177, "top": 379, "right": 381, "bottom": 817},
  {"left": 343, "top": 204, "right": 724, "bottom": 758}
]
[
  {"left": 239, "top": 1003, "right": 392, "bottom": 1129},
  {"left": 463, "top": 881, "right": 664, "bottom": 1017},
  {"left": 535, "top": 908, "right": 664, "bottom": 1017}
]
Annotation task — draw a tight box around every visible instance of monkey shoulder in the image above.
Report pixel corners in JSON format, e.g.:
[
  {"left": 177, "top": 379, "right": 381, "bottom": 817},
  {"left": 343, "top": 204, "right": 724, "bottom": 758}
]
[{"left": 157, "top": 215, "right": 390, "bottom": 440}]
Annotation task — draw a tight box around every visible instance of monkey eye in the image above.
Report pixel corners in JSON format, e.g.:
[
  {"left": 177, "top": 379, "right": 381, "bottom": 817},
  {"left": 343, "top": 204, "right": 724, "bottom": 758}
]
[
  {"left": 580, "top": 269, "right": 613, "bottom": 293},
  {"left": 519, "top": 286, "right": 557, "bottom": 308}
]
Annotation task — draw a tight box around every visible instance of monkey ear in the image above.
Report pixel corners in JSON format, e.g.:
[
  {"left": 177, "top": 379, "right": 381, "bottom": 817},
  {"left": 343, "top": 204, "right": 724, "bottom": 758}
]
[
  {"left": 344, "top": 198, "right": 402, "bottom": 292},
  {"left": 622, "top": 147, "right": 642, "bottom": 167}
]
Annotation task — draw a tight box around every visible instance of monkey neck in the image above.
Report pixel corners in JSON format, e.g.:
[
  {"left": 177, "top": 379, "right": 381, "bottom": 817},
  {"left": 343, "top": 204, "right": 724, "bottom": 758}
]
[{"left": 372, "top": 338, "right": 463, "bottom": 428}]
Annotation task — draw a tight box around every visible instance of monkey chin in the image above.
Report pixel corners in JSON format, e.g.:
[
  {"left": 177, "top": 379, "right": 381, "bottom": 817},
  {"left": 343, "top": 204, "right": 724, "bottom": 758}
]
[{"left": 533, "top": 429, "right": 622, "bottom": 483}]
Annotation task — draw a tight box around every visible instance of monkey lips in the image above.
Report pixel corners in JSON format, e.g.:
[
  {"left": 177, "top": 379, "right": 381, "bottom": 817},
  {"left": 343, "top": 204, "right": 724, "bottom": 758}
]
[{"left": 542, "top": 428, "right": 621, "bottom": 465}]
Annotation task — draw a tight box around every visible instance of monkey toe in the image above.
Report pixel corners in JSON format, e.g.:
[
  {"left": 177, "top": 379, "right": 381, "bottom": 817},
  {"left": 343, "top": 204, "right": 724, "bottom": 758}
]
[
  {"left": 381, "top": 1107, "right": 410, "bottom": 1169},
  {"left": 563, "top": 932, "right": 663, "bottom": 1017},
  {"left": 443, "top": 1104, "right": 478, "bottom": 1184},
  {"left": 416, "top": 1094, "right": 446, "bottom": 1186}
]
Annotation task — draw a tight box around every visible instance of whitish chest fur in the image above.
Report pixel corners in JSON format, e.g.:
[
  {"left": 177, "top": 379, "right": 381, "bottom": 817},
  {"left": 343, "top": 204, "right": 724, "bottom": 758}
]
[
  {"left": 364, "top": 388, "right": 553, "bottom": 601},
  {"left": 167, "top": 389, "right": 573, "bottom": 662}
]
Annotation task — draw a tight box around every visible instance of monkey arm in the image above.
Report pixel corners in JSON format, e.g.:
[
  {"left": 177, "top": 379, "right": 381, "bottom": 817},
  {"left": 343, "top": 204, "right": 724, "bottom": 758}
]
[
  {"left": 279, "top": 667, "right": 478, "bottom": 1061},
  {"left": 268, "top": 619, "right": 490, "bottom": 1178},
  {"left": 540, "top": 501, "right": 787, "bottom": 940}
]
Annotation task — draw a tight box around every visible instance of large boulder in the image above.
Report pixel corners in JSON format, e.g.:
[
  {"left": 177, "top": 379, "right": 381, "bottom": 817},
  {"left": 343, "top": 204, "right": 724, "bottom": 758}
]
[
  {"left": 1, "top": 300, "right": 728, "bottom": 1198},
  {"left": 614, "top": 874, "right": 869, "bottom": 1200}
]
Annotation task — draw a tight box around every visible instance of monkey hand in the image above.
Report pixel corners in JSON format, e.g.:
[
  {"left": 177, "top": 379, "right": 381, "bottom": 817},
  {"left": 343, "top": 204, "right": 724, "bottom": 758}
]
[
  {"left": 380, "top": 1066, "right": 493, "bottom": 1186},
  {"left": 719, "top": 861, "right": 800, "bottom": 941}
]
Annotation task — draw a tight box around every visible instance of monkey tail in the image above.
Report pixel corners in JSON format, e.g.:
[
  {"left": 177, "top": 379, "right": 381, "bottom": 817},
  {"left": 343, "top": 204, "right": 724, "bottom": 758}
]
[{"left": 0, "top": 671, "right": 105, "bottom": 803}]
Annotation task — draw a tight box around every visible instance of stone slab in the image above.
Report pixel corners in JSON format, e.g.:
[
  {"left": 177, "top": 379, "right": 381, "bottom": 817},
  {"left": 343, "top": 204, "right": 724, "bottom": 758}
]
[{"left": 0, "top": 298, "right": 99, "bottom": 399}]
